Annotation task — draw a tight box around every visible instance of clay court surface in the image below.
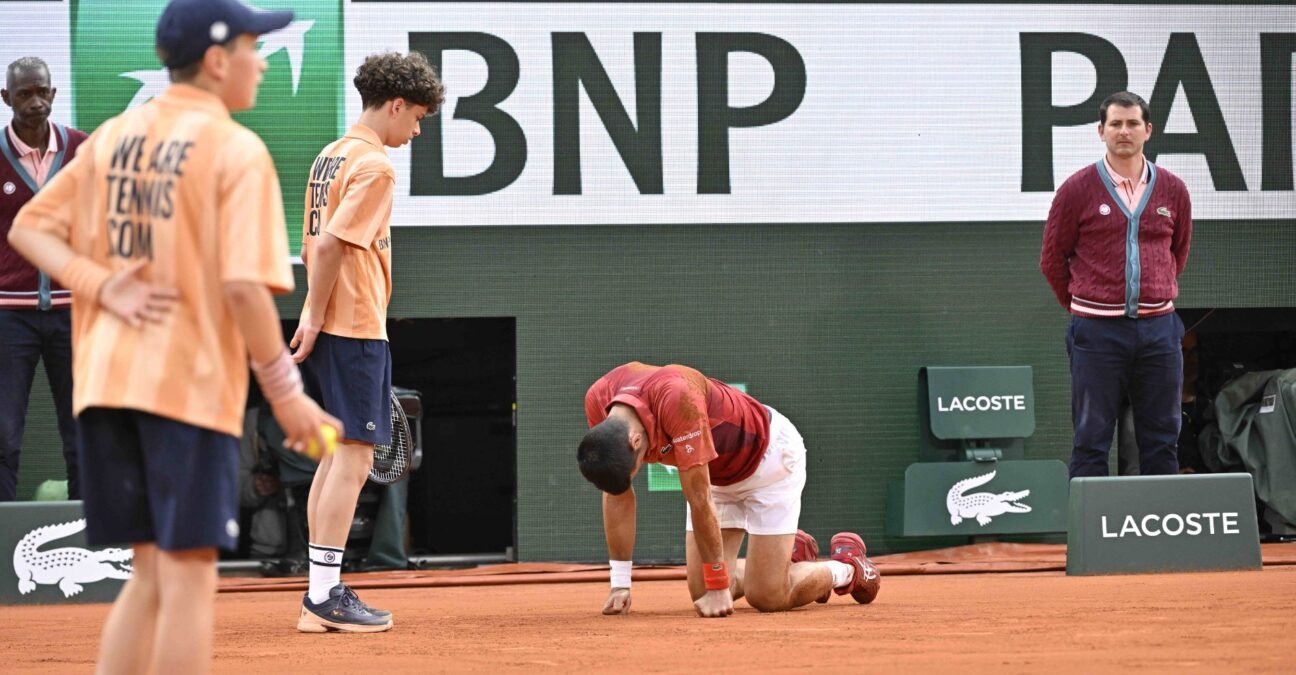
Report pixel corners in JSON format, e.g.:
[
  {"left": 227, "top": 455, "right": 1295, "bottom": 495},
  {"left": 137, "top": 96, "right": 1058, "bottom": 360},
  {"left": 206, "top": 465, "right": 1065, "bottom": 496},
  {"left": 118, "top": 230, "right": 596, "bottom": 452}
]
[{"left": 4, "top": 545, "right": 1295, "bottom": 674}]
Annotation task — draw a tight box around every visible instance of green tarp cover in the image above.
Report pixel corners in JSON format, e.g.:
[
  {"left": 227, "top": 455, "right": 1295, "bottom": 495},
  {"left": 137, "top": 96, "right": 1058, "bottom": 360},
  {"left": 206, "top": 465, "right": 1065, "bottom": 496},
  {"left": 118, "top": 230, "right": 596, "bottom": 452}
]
[{"left": 1203, "top": 369, "right": 1296, "bottom": 527}]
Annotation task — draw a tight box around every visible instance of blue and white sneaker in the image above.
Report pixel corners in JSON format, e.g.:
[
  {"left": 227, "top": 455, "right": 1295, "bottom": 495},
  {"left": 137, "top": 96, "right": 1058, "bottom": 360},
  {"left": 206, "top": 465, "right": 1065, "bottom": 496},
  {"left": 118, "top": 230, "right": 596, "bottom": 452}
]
[{"left": 297, "top": 583, "right": 393, "bottom": 633}]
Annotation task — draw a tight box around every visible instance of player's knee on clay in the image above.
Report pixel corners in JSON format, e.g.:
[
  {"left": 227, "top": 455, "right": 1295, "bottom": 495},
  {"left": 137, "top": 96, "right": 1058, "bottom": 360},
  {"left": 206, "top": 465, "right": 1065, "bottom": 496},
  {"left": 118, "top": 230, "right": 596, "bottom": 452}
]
[
  {"left": 741, "top": 572, "right": 791, "bottom": 612},
  {"left": 744, "top": 587, "right": 790, "bottom": 613}
]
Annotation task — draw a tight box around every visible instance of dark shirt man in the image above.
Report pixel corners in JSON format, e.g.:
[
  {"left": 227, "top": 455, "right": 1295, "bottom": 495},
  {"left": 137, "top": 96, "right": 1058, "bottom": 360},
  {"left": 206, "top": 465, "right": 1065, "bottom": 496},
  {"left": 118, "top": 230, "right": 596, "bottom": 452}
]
[{"left": 0, "top": 57, "right": 87, "bottom": 500}]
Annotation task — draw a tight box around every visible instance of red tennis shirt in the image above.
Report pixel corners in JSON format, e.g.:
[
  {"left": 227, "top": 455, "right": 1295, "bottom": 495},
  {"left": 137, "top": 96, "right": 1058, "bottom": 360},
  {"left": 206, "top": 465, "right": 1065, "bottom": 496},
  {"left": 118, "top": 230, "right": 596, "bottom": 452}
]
[{"left": 584, "top": 362, "right": 770, "bottom": 486}]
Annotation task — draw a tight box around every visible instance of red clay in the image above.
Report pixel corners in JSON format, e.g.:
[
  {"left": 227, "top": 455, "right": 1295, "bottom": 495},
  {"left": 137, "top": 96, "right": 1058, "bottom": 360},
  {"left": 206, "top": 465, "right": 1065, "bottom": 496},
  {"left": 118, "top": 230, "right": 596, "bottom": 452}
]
[{"left": 4, "top": 564, "right": 1294, "bottom": 673}]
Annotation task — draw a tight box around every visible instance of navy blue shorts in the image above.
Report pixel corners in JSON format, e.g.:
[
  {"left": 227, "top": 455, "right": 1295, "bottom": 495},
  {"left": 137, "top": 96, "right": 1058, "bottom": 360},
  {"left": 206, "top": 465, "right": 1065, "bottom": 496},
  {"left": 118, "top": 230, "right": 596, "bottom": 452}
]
[
  {"left": 301, "top": 332, "right": 392, "bottom": 446},
  {"left": 77, "top": 407, "right": 240, "bottom": 551}
]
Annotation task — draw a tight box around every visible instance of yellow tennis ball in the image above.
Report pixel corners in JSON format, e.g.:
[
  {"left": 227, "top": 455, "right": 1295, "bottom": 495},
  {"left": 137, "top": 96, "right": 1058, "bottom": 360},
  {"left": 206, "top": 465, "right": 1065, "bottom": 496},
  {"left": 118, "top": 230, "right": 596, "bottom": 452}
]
[{"left": 304, "top": 424, "right": 339, "bottom": 460}]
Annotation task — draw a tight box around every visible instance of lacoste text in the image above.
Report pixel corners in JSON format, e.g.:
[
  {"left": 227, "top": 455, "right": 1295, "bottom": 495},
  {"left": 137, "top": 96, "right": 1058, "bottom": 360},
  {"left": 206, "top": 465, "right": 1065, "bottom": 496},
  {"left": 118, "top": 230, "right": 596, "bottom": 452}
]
[
  {"left": 1101, "top": 512, "right": 1240, "bottom": 538},
  {"left": 936, "top": 395, "right": 1026, "bottom": 412}
]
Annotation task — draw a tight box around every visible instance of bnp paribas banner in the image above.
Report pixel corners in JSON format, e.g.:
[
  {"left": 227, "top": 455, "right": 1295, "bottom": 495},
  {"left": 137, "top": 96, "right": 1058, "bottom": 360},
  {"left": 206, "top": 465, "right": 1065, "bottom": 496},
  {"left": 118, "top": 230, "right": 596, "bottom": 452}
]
[
  {"left": 346, "top": 2, "right": 1295, "bottom": 226},
  {"left": 3, "top": 2, "right": 1293, "bottom": 231}
]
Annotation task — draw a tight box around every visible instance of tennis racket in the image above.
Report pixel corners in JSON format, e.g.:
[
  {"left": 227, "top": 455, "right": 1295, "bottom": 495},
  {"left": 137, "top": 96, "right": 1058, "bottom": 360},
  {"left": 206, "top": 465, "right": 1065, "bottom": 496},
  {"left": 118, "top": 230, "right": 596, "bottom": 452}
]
[{"left": 369, "top": 388, "right": 412, "bottom": 484}]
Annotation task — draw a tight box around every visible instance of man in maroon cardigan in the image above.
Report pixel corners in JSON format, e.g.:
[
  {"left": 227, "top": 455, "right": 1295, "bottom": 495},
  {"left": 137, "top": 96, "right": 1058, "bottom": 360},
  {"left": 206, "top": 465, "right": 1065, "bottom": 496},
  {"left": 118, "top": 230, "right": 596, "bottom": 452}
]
[
  {"left": 0, "top": 57, "right": 88, "bottom": 500},
  {"left": 1040, "top": 91, "right": 1192, "bottom": 479}
]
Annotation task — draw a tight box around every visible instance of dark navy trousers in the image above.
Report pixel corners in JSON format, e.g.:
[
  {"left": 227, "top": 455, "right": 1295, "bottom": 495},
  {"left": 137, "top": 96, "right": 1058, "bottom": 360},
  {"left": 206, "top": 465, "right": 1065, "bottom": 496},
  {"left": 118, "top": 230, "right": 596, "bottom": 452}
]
[
  {"left": 1066, "top": 313, "right": 1184, "bottom": 478},
  {"left": 0, "top": 309, "right": 79, "bottom": 500}
]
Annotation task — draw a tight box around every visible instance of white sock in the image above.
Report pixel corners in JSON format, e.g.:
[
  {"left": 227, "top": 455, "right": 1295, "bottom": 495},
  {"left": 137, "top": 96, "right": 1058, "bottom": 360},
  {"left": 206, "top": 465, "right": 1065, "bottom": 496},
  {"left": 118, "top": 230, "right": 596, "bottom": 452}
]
[
  {"left": 825, "top": 560, "right": 854, "bottom": 588},
  {"left": 308, "top": 543, "right": 343, "bottom": 603}
]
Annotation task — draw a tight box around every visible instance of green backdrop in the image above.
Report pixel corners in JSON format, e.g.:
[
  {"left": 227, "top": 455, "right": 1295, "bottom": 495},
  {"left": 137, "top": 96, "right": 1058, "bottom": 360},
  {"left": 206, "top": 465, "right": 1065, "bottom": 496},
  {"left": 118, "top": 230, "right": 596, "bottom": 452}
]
[{"left": 15, "top": 219, "right": 1294, "bottom": 559}]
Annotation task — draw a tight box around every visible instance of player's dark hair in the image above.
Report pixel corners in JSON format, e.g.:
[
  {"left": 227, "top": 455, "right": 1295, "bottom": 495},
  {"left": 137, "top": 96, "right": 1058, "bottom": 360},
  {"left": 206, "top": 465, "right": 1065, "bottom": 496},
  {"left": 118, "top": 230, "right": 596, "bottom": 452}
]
[
  {"left": 1100, "top": 91, "right": 1150, "bottom": 125},
  {"left": 354, "top": 51, "right": 446, "bottom": 113},
  {"left": 577, "top": 418, "right": 637, "bottom": 495}
]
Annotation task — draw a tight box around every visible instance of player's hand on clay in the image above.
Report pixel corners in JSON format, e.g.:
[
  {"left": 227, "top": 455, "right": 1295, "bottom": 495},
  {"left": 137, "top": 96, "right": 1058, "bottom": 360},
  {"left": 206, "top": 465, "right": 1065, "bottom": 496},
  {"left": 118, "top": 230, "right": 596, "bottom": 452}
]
[
  {"left": 602, "top": 588, "right": 632, "bottom": 615},
  {"left": 99, "top": 260, "right": 179, "bottom": 328},
  {"left": 272, "top": 392, "right": 343, "bottom": 456},
  {"left": 289, "top": 321, "right": 322, "bottom": 364},
  {"left": 693, "top": 589, "right": 733, "bottom": 618}
]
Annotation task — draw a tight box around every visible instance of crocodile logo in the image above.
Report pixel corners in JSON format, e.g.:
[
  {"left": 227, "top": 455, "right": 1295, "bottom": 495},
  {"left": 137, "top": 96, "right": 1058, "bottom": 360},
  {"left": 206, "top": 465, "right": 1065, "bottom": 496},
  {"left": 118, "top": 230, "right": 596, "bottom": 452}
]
[
  {"left": 13, "top": 519, "right": 133, "bottom": 597},
  {"left": 947, "top": 470, "right": 1031, "bottom": 526}
]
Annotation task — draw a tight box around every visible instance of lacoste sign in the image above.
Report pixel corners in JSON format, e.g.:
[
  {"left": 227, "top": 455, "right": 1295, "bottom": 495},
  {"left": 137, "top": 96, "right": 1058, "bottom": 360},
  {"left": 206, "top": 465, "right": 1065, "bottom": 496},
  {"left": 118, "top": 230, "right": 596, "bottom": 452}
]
[
  {"left": 1067, "top": 474, "right": 1261, "bottom": 575},
  {"left": 1101, "top": 511, "right": 1241, "bottom": 539},
  {"left": 935, "top": 395, "right": 1027, "bottom": 413},
  {"left": 887, "top": 460, "right": 1067, "bottom": 537},
  {"left": 15, "top": 519, "right": 132, "bottom": 598},
  {"left": 923, "top": 366, "right": 1035, "bottom": 441},
  {"left": 2, "top": 502, "right": 132, "bottom": 605},
  {"left": 947, "top": 470, "right": 1032, "bottom": 527}
]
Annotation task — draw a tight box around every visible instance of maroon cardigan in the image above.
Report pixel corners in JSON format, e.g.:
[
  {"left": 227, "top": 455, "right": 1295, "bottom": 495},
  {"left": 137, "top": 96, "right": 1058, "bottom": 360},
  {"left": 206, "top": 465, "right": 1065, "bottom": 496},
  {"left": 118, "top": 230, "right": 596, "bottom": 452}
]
[
  {"left": 1040, "top": 161, "right": 1192, "bottom": 319},
  {"left": 0, "top": 122, "right": 89, "bottom": 309}
]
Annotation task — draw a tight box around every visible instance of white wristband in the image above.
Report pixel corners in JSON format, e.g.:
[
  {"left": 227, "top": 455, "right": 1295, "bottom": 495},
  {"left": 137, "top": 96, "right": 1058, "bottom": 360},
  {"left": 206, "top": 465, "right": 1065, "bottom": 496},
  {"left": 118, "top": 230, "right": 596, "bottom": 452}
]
[
  {"left": 610, "top": 560, "right": 632, "bottom": 589},
  {"left": 251, "top": 348, "right": 304, "bottom": 405}
]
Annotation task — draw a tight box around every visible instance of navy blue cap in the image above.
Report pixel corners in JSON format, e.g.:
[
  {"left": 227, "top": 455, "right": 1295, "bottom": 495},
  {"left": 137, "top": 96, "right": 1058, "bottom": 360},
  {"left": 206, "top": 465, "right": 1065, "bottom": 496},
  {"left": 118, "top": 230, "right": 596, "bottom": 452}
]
[{"left": 155, "top": 0, "right": 294, "bottom": 69}]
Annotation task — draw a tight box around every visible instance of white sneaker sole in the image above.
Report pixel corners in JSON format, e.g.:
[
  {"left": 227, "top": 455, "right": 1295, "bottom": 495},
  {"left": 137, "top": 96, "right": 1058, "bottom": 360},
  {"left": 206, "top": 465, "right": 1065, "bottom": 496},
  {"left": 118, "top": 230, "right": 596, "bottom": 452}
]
[{"left": 296, "top": 606, "right": 394, "bottom": 633}]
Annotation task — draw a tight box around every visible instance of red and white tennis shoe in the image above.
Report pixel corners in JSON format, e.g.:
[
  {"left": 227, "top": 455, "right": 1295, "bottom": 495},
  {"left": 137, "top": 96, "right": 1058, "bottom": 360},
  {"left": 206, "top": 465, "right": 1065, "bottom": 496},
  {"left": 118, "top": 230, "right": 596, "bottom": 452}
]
[
  {"left": 829, "top": 532, "right": 881, "bottom": 604},
  {"left": 791, "top": 529, "right": 819, "bottom": 564}
]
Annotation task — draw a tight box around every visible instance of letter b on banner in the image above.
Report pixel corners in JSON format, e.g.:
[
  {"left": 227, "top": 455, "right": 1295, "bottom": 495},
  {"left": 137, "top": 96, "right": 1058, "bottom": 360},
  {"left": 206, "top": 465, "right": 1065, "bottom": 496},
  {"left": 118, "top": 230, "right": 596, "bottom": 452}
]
[{"left": 410, "top": 32, "right": 528, "bottom": 196}]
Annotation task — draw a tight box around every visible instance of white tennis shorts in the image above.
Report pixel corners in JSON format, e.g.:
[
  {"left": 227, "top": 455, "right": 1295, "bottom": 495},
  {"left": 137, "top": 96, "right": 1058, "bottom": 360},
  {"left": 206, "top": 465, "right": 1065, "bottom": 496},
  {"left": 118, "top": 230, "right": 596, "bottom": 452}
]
[{"left": 685, "top": 405, "right": 807, "bottom": 536}]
